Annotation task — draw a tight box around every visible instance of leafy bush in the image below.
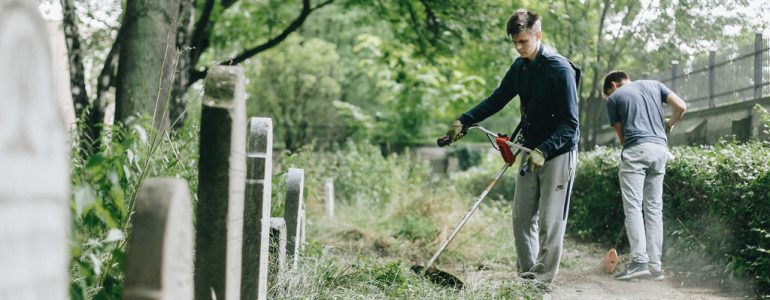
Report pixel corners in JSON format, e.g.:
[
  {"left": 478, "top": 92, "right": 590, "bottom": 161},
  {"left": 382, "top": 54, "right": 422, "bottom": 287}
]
[
  {"left": 570, "top": 142, "right": 770, "bottom": 296},
  {"left": 276, "top": 140, "right": 432, "bottom": 207},
  {"left": 450, "top": 147, "right": 518, "bottom": 202},
  {"left": 69, "top": 116, "right": 199, "bottom": 299}
]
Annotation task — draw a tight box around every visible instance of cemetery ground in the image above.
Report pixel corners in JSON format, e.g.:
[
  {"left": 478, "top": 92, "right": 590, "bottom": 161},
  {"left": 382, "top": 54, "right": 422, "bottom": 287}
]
[
  {"left": 61, "top": 109, "right": 768, "bottom": 299},
  {"left": 278, "top": 170, "right": 752, "bottom": 299}
]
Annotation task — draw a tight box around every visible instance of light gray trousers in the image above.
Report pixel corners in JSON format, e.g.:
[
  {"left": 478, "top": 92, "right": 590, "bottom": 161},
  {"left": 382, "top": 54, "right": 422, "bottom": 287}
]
[
  {"left": 619, "top": 142, "right": 667, "bottom": 272},
  {"left": 513, "top": 149, "right": 577, "bottom": 283}
]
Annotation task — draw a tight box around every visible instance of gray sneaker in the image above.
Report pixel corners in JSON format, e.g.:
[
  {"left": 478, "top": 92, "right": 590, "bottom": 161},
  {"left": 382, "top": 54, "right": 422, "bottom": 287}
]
[
  {"left": 614, "top": 262, "right": 651, "bottom": 280},
  {"left": 649, "top": 270, "right": 665, "bottom": 281}
]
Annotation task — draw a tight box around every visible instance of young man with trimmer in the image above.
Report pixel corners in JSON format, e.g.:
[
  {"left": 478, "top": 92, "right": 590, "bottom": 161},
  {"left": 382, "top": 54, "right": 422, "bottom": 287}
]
[
  {"left": 602, "top": 70, "right": 687, "bottom": 280},
  {"left": 444, "top": 9, "right": 581, "bottom": 284}
]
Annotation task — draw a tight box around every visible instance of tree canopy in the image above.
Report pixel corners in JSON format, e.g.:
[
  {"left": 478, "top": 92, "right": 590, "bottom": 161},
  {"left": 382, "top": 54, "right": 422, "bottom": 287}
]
[{"left": 53, "top": 0, "right": 769, "bottom": 151}]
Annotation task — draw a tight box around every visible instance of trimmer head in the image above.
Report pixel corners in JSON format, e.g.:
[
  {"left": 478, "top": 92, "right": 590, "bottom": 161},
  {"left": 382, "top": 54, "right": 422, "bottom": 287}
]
[{"left": 411, "top": 265, "right": 464, "bottom": 290}]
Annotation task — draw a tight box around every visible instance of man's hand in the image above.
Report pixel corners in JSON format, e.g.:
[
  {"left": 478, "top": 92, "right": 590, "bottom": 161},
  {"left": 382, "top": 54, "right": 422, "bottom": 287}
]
[
  {"left": 665, "top": 117, "right": 675, "bottom": 134},
  {"left": 527, "top": 149, "right": 545, "bottom": 171},
  {"left": 446, "top": 119, "right": 468, "bottom": 144}
]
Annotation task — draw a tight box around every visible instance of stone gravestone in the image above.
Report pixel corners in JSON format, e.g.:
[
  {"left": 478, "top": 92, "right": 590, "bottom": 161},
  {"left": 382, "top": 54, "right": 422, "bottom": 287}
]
[
  {"left": 194, "top": 66, "right": 247, "bottom": 300},
  {"left": 123, "top": 178, "right": 193, "bottom": 300},
  {"left": 268, "top": 217, "right": 287, "bottom": 271},
  {"left": 0, "top": 1, "right": 70, "bottom": 299},
  {"left": 325, "top": 178, "right": 334, "bottom": 218},
  {"left": 241, "top": 117, "right": 273, "bottom": 300},
  {"left": 285, "top": 168, "right": 304, "bottom": 269}
]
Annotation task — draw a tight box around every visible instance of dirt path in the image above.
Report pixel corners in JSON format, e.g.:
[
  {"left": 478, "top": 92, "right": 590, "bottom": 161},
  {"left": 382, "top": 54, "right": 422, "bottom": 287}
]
[{"left": 547, "top": 241, "right": 746, "bottom": 300}]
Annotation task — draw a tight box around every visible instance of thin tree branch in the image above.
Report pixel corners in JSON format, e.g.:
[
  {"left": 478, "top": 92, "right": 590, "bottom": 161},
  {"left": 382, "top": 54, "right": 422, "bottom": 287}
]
[
  {"left": 222, "top": 0, "right": 238, "bottom": 9},
  {"left": 190, "top": 0, "right": 215, "bottom": 69},
  {"left": 188, "top": 0, "right": 335, "bottom": 84}
]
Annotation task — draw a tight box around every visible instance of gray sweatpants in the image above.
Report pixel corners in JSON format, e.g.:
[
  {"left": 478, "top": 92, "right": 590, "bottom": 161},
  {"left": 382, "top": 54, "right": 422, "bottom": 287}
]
[
  {"left": 513, "top": 149, "right": 577, "bottom": 283},
  {"left": 619, "top": 142, "right": 667, "bottom": 273}
]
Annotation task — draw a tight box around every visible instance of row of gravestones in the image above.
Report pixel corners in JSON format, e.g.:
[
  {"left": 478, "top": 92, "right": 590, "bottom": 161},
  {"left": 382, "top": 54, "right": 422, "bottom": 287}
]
[
  {"left": 0, "top": 2, "right": 307, "bottom": 298},
  {"left": 186, "top": 66, "right": 308, "bottom": 300},
  {"left": 124, "top": 60, "right": 308, "bottom": 300}
]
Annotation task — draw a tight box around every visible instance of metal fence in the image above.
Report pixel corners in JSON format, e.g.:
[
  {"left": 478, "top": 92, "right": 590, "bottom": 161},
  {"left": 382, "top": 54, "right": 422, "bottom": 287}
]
[{"left": 652, "top": 33, "right": 769, "bottom": 111}]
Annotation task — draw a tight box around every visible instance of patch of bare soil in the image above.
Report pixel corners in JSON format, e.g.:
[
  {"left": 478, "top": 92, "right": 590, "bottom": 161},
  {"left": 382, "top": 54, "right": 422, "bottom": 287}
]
[{"left": 548, "top": 240, "right": 749, "bottom": 300}]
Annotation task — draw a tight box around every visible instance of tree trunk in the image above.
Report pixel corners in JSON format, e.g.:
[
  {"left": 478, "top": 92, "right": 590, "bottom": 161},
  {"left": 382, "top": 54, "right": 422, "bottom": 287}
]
[
  {"left": 60, "top": 0, "right": 96, "bottom": 155},
  {"left": 115, "top": 0, "right": 181, "bottom": 129},
  {"left": 170, "top": 0, "right": 194, "bottom": 128},
  {"left": 60, "top": 0, "right": 88, "bottom": 117},
  {"left": 579, "top": 0, "right": 612, "bottom": 149}
]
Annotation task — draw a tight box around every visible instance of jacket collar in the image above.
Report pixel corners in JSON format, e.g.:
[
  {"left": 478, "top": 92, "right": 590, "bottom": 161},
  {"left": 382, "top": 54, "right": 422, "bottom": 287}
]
[{"left": 523, "top": 44, "right": 545, "bottom": 65}]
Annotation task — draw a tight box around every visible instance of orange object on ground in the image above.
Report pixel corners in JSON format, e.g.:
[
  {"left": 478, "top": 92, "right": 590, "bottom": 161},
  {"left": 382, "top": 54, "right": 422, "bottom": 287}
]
[{"left": 600, "top": 248, "right": 619, "bottom": 274}]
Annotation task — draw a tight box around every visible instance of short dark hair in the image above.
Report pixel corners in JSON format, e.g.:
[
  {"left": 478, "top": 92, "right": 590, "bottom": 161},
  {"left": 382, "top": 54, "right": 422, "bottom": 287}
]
[
  {"left": 603, "top": 70, "right": 630, "bottom": 96},
  {"left": 507, "top": 9, "right": 541, "bottom": 37}
]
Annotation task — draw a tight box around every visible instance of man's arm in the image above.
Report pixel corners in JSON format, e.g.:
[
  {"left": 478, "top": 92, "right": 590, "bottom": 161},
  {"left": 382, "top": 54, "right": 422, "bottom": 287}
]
[
  {"left": 665, "top": 93, "right": 687, "bottom": 130},
  {"left": 459, "top": 64, "right": 517, "bottom": 125},
  {"left": 612, "top": 122, "right": 624, "bottom": 146}
]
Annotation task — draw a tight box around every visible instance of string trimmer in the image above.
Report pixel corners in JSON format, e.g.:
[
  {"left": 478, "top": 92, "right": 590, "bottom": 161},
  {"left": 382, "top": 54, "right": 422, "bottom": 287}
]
[{"left": 411, "top": 124, "right": 532, "bottom": 289}]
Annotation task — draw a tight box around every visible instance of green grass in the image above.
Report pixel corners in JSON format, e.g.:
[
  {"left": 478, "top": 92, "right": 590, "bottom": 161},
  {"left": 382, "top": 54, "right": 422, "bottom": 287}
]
[{"left": 269, "top": 143, "right": 545, "bottom": 298}]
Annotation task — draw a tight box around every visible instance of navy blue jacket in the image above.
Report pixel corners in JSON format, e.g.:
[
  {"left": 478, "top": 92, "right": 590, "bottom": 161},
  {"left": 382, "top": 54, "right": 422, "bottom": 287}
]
[{"left": 459, "top": 45, "right": 581, "bottom": 160}]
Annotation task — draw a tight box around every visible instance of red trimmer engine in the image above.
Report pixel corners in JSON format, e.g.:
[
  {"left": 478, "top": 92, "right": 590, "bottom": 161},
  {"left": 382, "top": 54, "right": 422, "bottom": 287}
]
[{"left": 495, "top": 134, "right": 516, "bottom": 166}]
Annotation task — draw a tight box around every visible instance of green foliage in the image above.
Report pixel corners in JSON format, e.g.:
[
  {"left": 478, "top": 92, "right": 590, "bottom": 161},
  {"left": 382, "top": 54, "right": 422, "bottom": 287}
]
[
  {"left": 394, "top": 214, "right": 436, "bottom": 241},
  {"left": 269, "top": 255, "right": 544, "bottom": 299},
  {"left": 450, "top": 148, "right": 518, "bottom": 202},
  {"left": 568, "top": 147, "right": 624, "bottom": 243},
  {"left": 277, "top": 140, "right": 431, "bottom": 205},
  {"left": 69, "top": 115, "right": 200, "bottom": 299},
  {"left": 245, "top": 35, "right": 343, "bottom": 152},
  {"left": 271, "top": 140, "right": 535, "bottom": 297},
  {"left": 447, "top": 144, "right": 486, "bottom": 171},
  {"left": 570, "top": 142, "right": 770, "bottom": 296}
]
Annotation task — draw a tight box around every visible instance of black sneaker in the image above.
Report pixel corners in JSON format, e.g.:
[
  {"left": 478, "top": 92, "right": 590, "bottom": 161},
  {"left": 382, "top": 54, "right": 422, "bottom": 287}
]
[
  {"left": 649, "top": 270, "right": 665, "bottom": 281},
  {"left": 614, "top": 262, "right": 650, "bottom": 280}
]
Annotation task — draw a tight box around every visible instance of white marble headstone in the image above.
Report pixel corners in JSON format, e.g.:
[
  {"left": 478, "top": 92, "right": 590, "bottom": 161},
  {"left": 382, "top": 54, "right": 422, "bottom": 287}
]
[{"left": 0, "top": 1, "right": 70, "bottom": 299}]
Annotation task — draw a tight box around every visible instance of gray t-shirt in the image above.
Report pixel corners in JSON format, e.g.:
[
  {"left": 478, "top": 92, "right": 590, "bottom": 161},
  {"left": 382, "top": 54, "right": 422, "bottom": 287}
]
[{"left": 606, "top": 80, "right": 671, "bottom": 148}]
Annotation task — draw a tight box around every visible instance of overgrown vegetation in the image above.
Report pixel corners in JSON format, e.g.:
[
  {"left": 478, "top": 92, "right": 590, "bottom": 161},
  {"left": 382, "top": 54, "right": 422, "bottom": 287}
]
[
  {"left": 68, "top": 113, "right": 200, "bottom": 299},
  {"left": 67, "top": 115, "right": 545, "bottom": 298},
  {"left": 270, "top": 141, "right": 544, "bottom": 298}
]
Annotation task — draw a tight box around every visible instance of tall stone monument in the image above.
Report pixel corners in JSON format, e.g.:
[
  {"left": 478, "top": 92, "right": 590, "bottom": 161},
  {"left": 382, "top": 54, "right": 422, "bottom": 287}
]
[
  {"left": 241, "top": 117, "right": 273, "bottom": 300},
  {"left": 0, "top": 1, "right": 70, "bottom": 299},
  {"left": 194, "top": 66, "right": 247, "bottom": 300}
]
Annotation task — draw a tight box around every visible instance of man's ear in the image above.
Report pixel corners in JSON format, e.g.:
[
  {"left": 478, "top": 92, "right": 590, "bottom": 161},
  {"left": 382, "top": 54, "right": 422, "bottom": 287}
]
[
  {"left": 535, "top": 31, "right": 542, "bottom": 41},
  {"left": 612, "top": 81, "right": 619, "bottom": 89}
]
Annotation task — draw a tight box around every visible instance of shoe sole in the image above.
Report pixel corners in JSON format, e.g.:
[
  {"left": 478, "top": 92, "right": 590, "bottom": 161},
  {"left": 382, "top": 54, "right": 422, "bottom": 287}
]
[
  {"left": 648, "top": 275, "right": 665, "bottom": 281},
  {"left": 615, "top": 270, "right": 651, "bottom": 280}
]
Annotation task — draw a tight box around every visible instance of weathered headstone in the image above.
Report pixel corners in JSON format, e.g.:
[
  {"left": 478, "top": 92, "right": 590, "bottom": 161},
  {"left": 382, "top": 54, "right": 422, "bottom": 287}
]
[
  {"left": 241, "top": 117, "right": 273, "bottom": 300},
  {"left": 269, "top": 217, "right": 287, "bottom": 271},
  {"left": 325, "top": 178, "right": 334, "bottom": 218},
  {"left": 284, "top": 168, "right": 304, "bottom": 268},
  {"left": 194, "top": 66, "right": 247, "bottom": 300},
  {"left": 0, "top": 1, "right": 70, "bottom": 299},
  {"left": 298, "top": 208, "right": 306, "bottom": 258},
  {"left": 123, "top": 178, "right": 193, "bottom": 300}
]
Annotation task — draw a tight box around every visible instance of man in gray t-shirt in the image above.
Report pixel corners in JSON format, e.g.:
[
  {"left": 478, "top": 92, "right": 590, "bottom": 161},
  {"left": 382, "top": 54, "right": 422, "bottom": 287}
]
[{"left": 603, "top": 71, "right": 687, "bottom": 281}]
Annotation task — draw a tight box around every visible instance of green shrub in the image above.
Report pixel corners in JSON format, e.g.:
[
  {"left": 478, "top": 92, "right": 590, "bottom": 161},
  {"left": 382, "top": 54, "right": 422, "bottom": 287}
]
[
  {"left": 450, "top": 148, "right": 518, "bottom": 202},
  {"left": 275, "top": 140, "right": 432, "bottom": 206},
  {"left": 69, "top": 116, "right": 199, "bottom": 299},
  {"left": 570, "top": 142, "right": 770, "bottom": 296},
  {"left": 447, "top": 143, "right": 486, "bottom": 170}
]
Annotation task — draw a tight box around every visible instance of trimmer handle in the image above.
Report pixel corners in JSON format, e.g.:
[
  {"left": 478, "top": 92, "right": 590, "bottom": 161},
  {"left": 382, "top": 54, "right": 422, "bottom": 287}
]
[
  {"left": 437, "top": 135, "right": 452, "bottom": 147},
  {"left": 519, "top": 160, "right": 529, "bottom": 176}
]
